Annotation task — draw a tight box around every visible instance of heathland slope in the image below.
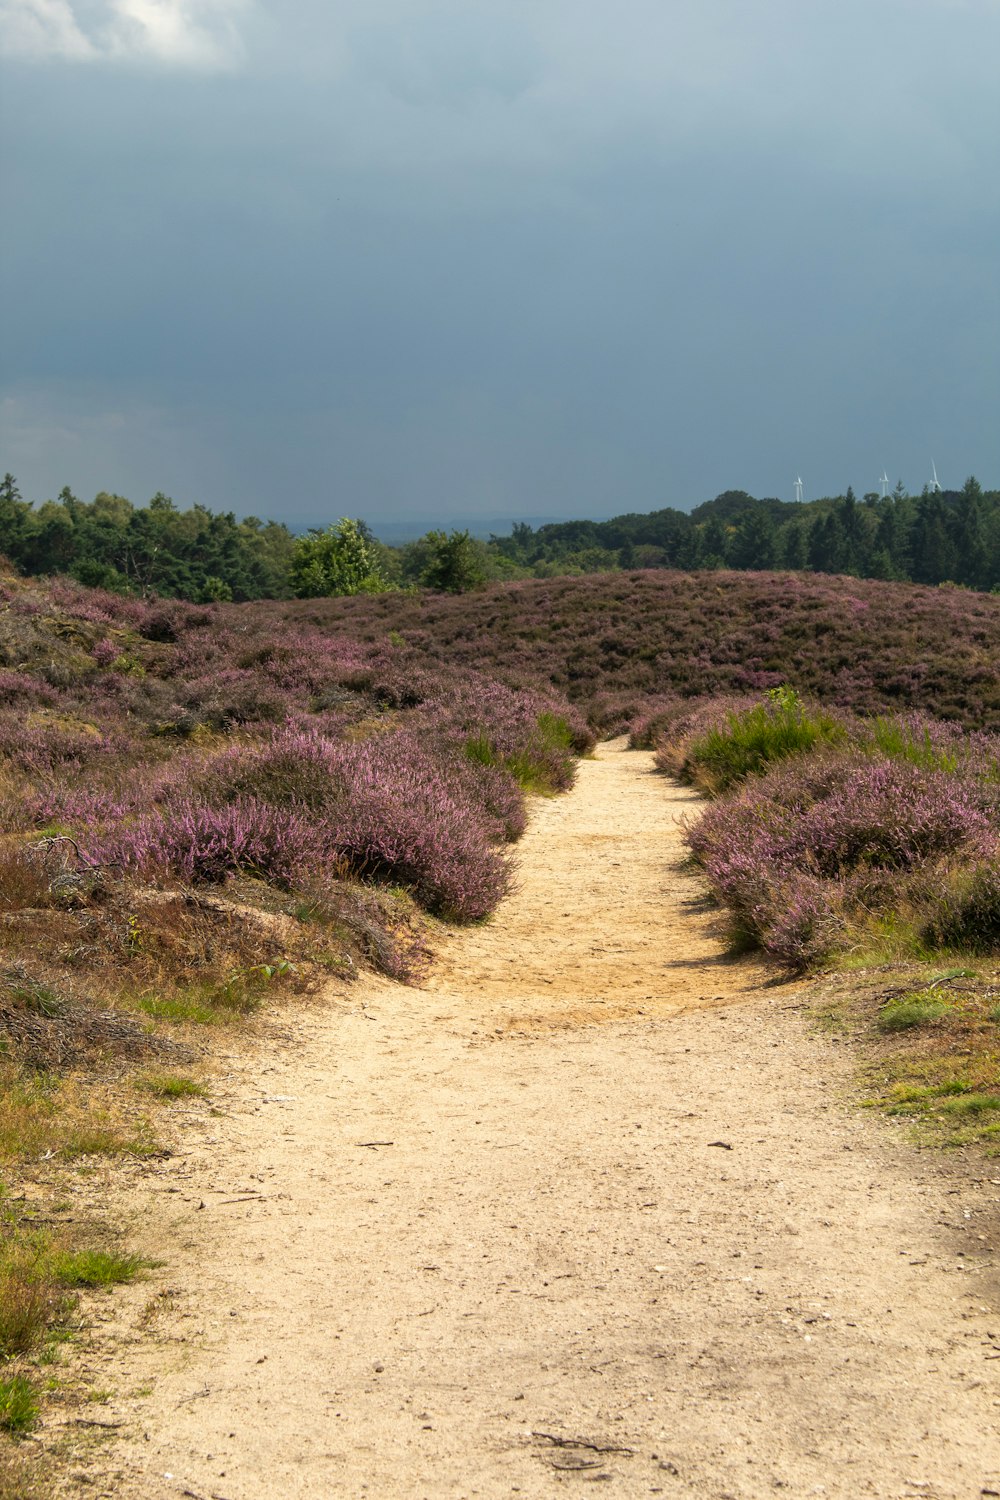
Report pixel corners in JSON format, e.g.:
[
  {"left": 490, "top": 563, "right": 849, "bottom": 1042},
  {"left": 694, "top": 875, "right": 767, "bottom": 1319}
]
[
  {"left": 273, "top": 568, "right": 1000, "bottom": 729},
  {"left": 73, "top": 742, "right": 1000, "bottom": 1499}
]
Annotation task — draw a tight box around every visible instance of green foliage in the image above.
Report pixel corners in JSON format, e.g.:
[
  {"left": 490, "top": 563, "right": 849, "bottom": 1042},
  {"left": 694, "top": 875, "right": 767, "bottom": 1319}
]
[
  {"left": 483, "top": 480, "right": 1000, "bottom": 590},
  {"left": 464, "top": 711, "right": 577, "bottom": 794},
  {"left": 420, "top": 530, "right": 488, "bottom": 593},
  {"left": 290, "top": 518, "right": 391, "bottom": 598},
  {"left": 686, "top": 687, "right": 846, "bottom": 792},
  {"left": 0, "top": 478, "right": 296, "bottom": 601},
  {"left": 0, "top": 1376, "right": 38, "bottom": 1436},
  {"left": 3, "top": 473, "right": 998, "bottom": 601}
]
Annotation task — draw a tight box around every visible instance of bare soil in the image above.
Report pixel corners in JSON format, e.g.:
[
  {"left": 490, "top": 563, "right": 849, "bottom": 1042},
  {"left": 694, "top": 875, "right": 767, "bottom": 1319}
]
[{"left": 55, "top": 742, "right": 1000, "bottom": 1499}]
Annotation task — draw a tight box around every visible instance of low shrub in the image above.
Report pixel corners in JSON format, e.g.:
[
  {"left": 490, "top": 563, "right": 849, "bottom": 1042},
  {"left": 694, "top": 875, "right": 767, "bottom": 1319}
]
[
  {"left": 329, "top": 735, "right": 513, "bottom": 921},
  {"left": 87, "top": 800, "right": 327, "bottom": 888},
  {"left": 686, "top": 731, "right": 999, "bottom": 968}
]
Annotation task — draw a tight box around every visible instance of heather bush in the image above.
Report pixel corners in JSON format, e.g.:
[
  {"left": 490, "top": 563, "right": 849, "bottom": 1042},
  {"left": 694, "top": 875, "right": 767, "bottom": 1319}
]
[
  {"left": 686, "top": 740, "right": 1000, "bottom": 968},
  {"left": 326, "top": 734, "right": 513, "bottom": 920},
  {"left": 201, "top": 728, "right": 342, "bottom": 812},
  {"left": 271, "top": 569, "right": 1000, "bottom": 730},
  {"left": 440, "top": 751, "right": 527, "bottom": 842},
  {"left": 69, "top": 724, "right": 520, "bottom": 921},
  {"left": 464, "top": 709, "right": 580, "bottom": 794},
  {"left": 88, "top": 799, "right": 327, "bottom": 887}
]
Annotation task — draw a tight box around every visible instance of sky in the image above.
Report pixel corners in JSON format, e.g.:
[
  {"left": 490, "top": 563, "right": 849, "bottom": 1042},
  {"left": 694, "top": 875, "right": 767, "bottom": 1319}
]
[{"left": 1, "top": 0, "right": 998, "bottom": 534}]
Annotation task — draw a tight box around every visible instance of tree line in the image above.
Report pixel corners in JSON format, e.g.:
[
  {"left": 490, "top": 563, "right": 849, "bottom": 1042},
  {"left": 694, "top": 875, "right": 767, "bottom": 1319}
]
[
  {"left": 491, "top": 481, "right": 999, "bottom": 592},
  {"left": 1, "top": 473, "right": 996, "bottom": 600}
]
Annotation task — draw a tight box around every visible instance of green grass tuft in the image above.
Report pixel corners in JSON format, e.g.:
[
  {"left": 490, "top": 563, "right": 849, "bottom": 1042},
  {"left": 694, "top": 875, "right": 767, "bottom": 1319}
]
[
  {"left": 0, "top": 1376, "right": 38, "bottom": 1436},
  {"left": 876, "top": 991, "right": 953, "bottom": 1032},
  {"left": 866, "top": 716, "right": 960, "bottom": 773},
  {"left": 137, "top": 1074, "right": 206, "bottom": 1100},
  {"left": 48, "top": 1249, "right": 148, "bottom": 1289},
  {"left": 686, "top": 686, "right": 846, "bottom": 793},
  {"left": 937, "top": 1092, "right": 1000, "bottom": 1117}
]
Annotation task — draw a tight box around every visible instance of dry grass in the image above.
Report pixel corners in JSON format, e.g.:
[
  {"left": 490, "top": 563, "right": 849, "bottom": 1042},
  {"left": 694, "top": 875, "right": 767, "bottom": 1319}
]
[
  {"left": 0, "top": 1436, "right": 48, "bottom": 1496},
  {"left": 0, "top": 1066, "right": 156, "bottom": 1166},
  {"left": 0, "top": 847, "right": 52, "bottom": 913}
]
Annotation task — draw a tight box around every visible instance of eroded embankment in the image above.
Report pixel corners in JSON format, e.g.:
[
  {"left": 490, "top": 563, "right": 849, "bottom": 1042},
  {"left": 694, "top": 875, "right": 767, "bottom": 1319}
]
[{"left": 60, "top": 742, "right": 999, "bottom": 1500}]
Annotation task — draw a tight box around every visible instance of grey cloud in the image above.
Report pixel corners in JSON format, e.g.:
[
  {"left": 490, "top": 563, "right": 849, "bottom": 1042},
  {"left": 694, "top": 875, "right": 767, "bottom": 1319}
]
[{"left": 1, "top": 1, "right": 998, "bottom": 523}]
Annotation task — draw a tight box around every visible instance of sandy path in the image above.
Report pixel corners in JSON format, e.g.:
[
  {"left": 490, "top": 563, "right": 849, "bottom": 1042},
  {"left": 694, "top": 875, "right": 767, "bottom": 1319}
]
[{"left": 79, "top": 742, "right": 999, "bottom": 1500}]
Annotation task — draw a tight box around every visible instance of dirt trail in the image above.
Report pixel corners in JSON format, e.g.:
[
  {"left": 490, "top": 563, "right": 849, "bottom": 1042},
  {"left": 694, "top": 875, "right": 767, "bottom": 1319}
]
[{"left": 80, "top": 742, "right": 999, "bottom": 1500}]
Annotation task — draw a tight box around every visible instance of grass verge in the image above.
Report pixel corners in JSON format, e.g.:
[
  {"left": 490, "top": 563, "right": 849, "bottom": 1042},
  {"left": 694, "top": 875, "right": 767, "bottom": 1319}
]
[{"left": 812, "top": 961, "right": 1000, "bottom": 1152}]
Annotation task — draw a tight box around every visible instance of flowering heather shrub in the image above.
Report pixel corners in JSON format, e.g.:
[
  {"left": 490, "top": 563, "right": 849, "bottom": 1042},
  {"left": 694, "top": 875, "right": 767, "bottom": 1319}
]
[
  {"left": 793, "top": 760, "right": 994, "bottom": 873},
  {"left": 0, "top": 713, "right": 112, "bottom": 774},
  {"left": 201, "top": 727, "right": 342, "bottom": 811},
  {"left": 432, "top": 749, "right": 527, "bottom": 842},
  {"left": 68, "top": 725, "right": 519, "bottom": 921},
  {"left": 89, "top": 799, "right": 327, "bottom": 887},
  {"left": 0, "top": 670, "right": 59, "bottom": 708},
  {"left": 431, "top": 678, "right": 590, "bottom": 793},
  {"left": 45, "top": 579, "right": 136, "bottom": 628},
  {"left": 91, "top": 639, "right": 119, "bottom": 668},
  {"left": 326, "top": 733, "right": 513, "bottom": 920},
  {"left": 756, "top": 873, "right": 846, "bottom": 970},
  {"left": 686, "top": 742, "right": 1000, "bottom": 968}
]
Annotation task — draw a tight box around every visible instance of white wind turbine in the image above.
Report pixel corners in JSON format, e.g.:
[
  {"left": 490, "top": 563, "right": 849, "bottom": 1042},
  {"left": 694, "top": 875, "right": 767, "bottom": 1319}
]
[
  {"left": 794, "top": 475, "right": 804, "bottom": 503},
  {"left": 930, "top": 460, "right": 943, "bottom": 493},
  {"left": 880, "top": 470, "right": 890, "bottom": 498}
]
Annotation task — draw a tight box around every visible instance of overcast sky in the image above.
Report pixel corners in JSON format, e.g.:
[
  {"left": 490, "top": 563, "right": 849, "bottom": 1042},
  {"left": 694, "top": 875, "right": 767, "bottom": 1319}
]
[{"left": 1, "top": 0, "right": 998, "bottom": 531}]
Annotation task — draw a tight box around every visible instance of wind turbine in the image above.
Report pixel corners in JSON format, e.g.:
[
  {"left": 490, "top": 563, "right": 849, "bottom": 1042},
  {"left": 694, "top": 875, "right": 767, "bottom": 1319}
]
[
  {"left": 930, "top": 460, "right": 942, "bottom": 493},
  {"left": 880, "top": 471, "right": 890, "bottom": 499},
  {"left": 794, "top": 475, "right": 804, "bottom": 504}
]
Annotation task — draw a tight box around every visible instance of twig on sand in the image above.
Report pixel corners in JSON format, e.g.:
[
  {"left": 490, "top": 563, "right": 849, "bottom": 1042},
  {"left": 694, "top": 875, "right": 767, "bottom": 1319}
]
[{"left": 532, "top": 1431, "right": 635, "bottom": 1455}]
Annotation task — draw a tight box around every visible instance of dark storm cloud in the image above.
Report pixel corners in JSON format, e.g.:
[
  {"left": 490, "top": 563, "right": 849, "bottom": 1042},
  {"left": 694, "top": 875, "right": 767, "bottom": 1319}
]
[{"left": 1, "top": 1, "right": 998, "bottom": 526}]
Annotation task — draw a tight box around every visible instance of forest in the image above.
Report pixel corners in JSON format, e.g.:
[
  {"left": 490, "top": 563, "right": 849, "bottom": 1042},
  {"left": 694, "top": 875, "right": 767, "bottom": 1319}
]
[{"left": 1, "top": 473, "right": 997, "bottom": 602}]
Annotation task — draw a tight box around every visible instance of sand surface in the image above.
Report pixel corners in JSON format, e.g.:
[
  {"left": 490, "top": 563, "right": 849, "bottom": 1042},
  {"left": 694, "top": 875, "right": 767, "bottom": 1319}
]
[{"left": 67, "top": 742, "right": 999, "bottom": 1499}]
